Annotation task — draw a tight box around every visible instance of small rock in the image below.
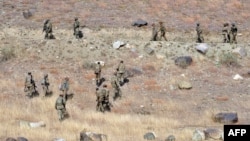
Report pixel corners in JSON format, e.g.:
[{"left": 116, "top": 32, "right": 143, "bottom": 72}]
[
  {"left": 17, "top": 137, "right": 28, "bottom": 141},
  {"left": 232, "top": 47, "right": 247, "bottom": 58},
  {"left": 175, "top": 56, "right": 193, "bottom": 68},
  {"left": 156, "top": 54, "right": 165, "bottom": 59},
  {"left": 213, "top": 112, "right": 238, "bottom": 123},
  {"left": 144, "top": 132, "right": 156, "bottom": 140},
  {"left": 53, "top": 138, "right": 65, "bottom": 141},
  {"left": 196, "top": 43, "right": 209, "bottom": 54},
  {"left": 178, "top": 81, "right": 192, "bottom": 89},
  {"left": 29, "top": 121, "right": 46, "bottom": 128},
  {"left": 6, "top": 138, "right": 16, "bottom": 141},
  {"left": 144, "top": 46, "right": 154, "bottom": 55},
  {"left": 165, "top": 135, "right": 175, "bottom": 141},
  {"left": 132, "top": 19, "right": 148, "bottom": 27},
  {"left": 204, "top": 128, "right": 223, "bottom": 140},
  {"left": 80, "top": 130, "right": 107, "bottom": 141},
  {"left": 23, "top": 10, "right": 32, "bottom": 19},
  {"left": 192, "top": 129, "right": 205, "bottom": 141},
  {"left": 233, "top": 74, "right": 243, "bottom": 80},
  {"left": 113, "top": 41, "right": 125, "bottom": 49}
]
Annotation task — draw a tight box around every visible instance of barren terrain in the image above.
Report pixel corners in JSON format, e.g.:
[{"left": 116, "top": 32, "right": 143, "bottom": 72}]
[{"left": 1, "top": 0, "right": 250, "bottom": 141}]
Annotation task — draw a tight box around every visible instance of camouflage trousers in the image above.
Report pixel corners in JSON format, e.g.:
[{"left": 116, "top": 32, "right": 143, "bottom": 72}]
[
  {"left": 96, "top": 101, "right": 104, "bottom": 112},
  {"left": 25, "top": 85, "right": 35, "bottom": 98},
  {"left": 113, "top": 86, "right": 122, "bottom": 101},
  {"left": 57, "top": 108, "right": 66, "bottom": 121},
  {"left": 95, "top": 72, "right": 101, "bottom": 85},
  {"left": 42, "top": 85, "right": 49, "bottom": 97},
  {"left": 159, "top": 32, "right": 167, "bottom": 41},
  {"left": 231, "top": 33, "right": 237, "bottom": 44},
  {"left": 197, "top": 34, "right": 204, "bottom": 43},
  {"left": 117, "top": 72, "right": 124, "bottom": 83}
]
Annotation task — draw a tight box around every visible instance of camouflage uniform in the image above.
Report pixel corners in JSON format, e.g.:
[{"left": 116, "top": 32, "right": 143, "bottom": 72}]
[
  {"left": 117, "top": 61, "right": 126, "bottom": 84},
  {"left": 230, "top": 23, "right": 237, "bottom": 44},
  {"left": 95, "top": 62, "right": 102, "bottom": 86},
  {"left": 60, "top": 77, "right": 69, "bottom": 100},
  {"left": 24, "top": 72, "right": 36, "bottom": 98},
  {"left": 100, "top": 85, "right": 111, "bottom": 112},
  {"left": 150, "top": 23, "right": 158, "bottom": 41},
  {"left": 43, "top": 19, "right": 53, "bottom": 39},
  {"left": 41, "top": 74, "right": 50, "bottom": 97},
  {"left": 196, "top": 23, "right": 204, "bottom": 43},
  {"left": 159, "top": 22, "right": 167, "bottom": 41},
  {"left": 111, "top": 73, "right": 122, "bottom": 101},
  {"left": 96, "top": 88, "right": 105, "bottom": 112},
  {"left": 222, "top": 23, "right": 230, "bottom": 43},
  {"left": 73, "top": 17, "right": 80, "bottom": 39},
  {"left": 55, "top": 94, "right": 66, "bottom": 121}
]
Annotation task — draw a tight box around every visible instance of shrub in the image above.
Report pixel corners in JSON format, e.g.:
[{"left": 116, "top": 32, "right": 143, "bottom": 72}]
[
  {"left": 219, "top": 52, "right": 238, "bottom": 67},
  {"left": 0, "top": 47, "right": 15, "bottom": 62}
]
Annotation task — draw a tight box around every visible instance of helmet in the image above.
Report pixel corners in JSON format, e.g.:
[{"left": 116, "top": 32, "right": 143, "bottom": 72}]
[
  {"left": 65, "top": 77, "right": 69, "bottom": 81},
  {"left": 75, "top": 17, "right": 78, "bottom": 21},
  {"left": 103, "top": 84, "right": 107, "bottom": 88},
  {"left": 196, "top": 23, "right": 200, "bottom": 26},
  {"left": 97, "top": 61, "right": 100, "bottom": 64},
  {"left": 28, "top": 72, "right": 31, "bottom": 75},
  {"left": 232, "top": 23, "right": 235, "bottom": 26},
  {"left": 44, "top": 73, "right": 48, "bottom": 77},
  {"left": 120, "top": 60, "right": 124, "bottom": 63}
]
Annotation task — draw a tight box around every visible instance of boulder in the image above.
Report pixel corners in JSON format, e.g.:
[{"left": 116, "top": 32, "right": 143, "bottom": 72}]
[
  {"left": 213, "top": 112, "right": 238, "bottom": 123},
  {"left": 165, "top": 135, "right": 175, "bottom": 141},
  {"left": 19, "top": 120, "right": 45, "bottom": 128},
  {"left": 196, "top": 43, "right": 209, "bottom": 54},
  {"left": 144, "top": 46, "right": 154, "bottom": 55},
  {"left": 143, "top": 132, "right": 156, "bottom": 140},
  {"left": 233, "top": 74, "right": 243, "bottom": 80},
  {"left": 132, "top": 19, "right": 148, "bottom": 27},
  {"left": 17, "top": 137, "right": 28, "bottom": 141},
  {"left": 192, "top": 129, "right": 205, "bottom": 141},
  {"left": 175, "top": 56, "right": 193, "bottom": 68},
  {"left": 204, "top": 128, "right": 223, "bottom": 140},
  {"left": 113, "top": 41, "right": 125, "bottom": 49},
  {"left": 232, "top": 47, "right": 247, "bottom": 58},
  {"left": 125, "top": 67, "right": 143, "bottom": 78},
  {"left": 80, "top": 131, "right": 107, "bottom": 141},
  {"left": 178, "top": 81, "right": 192, "bottom": 89},
  {"left": 53, "top": 138, "right": 65, "bottom": 141},
  {"left": 6, "top": 138, "right": 16, "bottom": 141}
]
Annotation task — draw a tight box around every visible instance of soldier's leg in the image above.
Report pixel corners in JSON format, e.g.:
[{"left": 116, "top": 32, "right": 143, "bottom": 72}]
[
  {"left": 118, "top": 87, "right": 122, "bottom": 99},
  {"left": 58, "top": 110, "right": 63, "bottom": 121},
  {"left": 117, "top": 73, "right": 121, "bottom": 82},
  {"left": 120, "top": 73, "right": 124, "bottom": 83}
]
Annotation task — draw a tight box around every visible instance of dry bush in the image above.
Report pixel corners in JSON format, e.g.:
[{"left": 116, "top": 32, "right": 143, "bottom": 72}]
[
  {"left": 219, "top": 52, "right": 239, "bottom": 67},
  {"left": 215, "top": 96, "right": 229, "bottom": 101},
  {"left": 0, "top": 47, "right": 15, "bottom": 62},
  {"left": 49, "top": 68, "right": 59, "bottom": 75}
]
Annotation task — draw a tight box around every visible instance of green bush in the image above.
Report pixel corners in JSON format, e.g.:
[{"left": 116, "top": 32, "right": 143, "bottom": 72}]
[{"left": 219, "top": 52, "right": 238, "bottom": 67}]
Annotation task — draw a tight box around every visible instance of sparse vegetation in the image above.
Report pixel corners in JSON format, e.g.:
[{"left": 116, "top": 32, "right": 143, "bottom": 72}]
[
  {"left": 219, "top": 52, "right": 239, "bottom": 67},
  {"left": 0, "top": 47, "right": 15, "bottom": 62}
]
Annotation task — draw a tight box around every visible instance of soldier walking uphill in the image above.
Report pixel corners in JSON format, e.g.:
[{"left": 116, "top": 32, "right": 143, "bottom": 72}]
[
  {"left": 222, "top": 23, "right": 230, "bottom": 43},
  {"left": 41, "top": 73, "right": 50, "bottom": 97},
  {"left": 96, "top": 85, "right": 112, "bottom": 112},
  {"left": 111, "top": 72, "right": 122, "bottom": 101},
  {"left": 59, "top": 77, "right": 69, "bottom": 100},
  {"left": 55, "top": 94, "right": 66, "bottom": 121},
  {"left": 24, "top": 72, "right": 37, "bottom": 98},
  {"left": 116, "top": 60, "right": 126, "bottom": 85},
  {"left": 159, "top": 22, "right": 168, "bottom": 41},
  {"left": 43, "top": 19, "right": 54, "bottom": 39},
  {"left": 230, "top": 23, "right": 238, "bottom": 44},
  {"left": 95, "top": 62, "right": 102, "bottom": 86},
  {"left": 196, "top": 23, "right": 204, "bottom": 43},
  {"left": 73, "top": 17, "right": 80, "bottom": 39}
]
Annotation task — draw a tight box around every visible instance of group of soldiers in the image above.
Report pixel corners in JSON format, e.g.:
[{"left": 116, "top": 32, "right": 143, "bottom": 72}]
[
  {"left": 151, "top": 21, "right": 168, "bottom": 41},
  {"left": 196, "top": 22, "right": 238, "bottom": 43},
  {"left": 94, "top": 60, "right": 126, "bottom": 113},
  {"left": 24, "top": 72, "right": 70, "bottom": 121},
  {"left": 43, "top": 17, "right": 83, "bottom": 39}
]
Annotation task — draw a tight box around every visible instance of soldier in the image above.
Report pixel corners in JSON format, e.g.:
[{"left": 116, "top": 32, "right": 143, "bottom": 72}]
[
  {"left": 73, "top": 17, "right": 80, "bottom": 39},
  {"left": 222, "top": 23, "right": 230, "bottom": 43},
  {"left": 55, "top": 94, "right": 66, "bottom": 121},
  {"left": 100, "top": 84, "right": 111, "bottom": 112},
  {"left": 196, "top": 23, "right": 204, "bottom": 43},
  {"left": 230, "top": 23, "right": 238, "bottom": 44},
  {"left": 150, "top": 23, "right": 158, "bottom": 41},
  {"left": 111, "top": 72, "right": 122, "bottom": 101},
  {"left": 41, "top": 73, "right": 50, "bottom": 97},
  {"left": 59, "top": 77, "right": 69, "bottom": 100},
  {"left": 159, "top": 21, "right": 168, "bottom": 41},
  {"left": 96, "top": 87, "right": 104, "bottom": 112},
  {"left": 116, "top": 60, "right": 126, "bottom": 85},
  {"left": 43, "top": 19, "right": 53, "bottom": 39},
  {"left": 94, "top": 62, "right": 102, "bottom": 86},
  {"left": 24, "top": 72, "right": 37, "bottom": 98}
]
